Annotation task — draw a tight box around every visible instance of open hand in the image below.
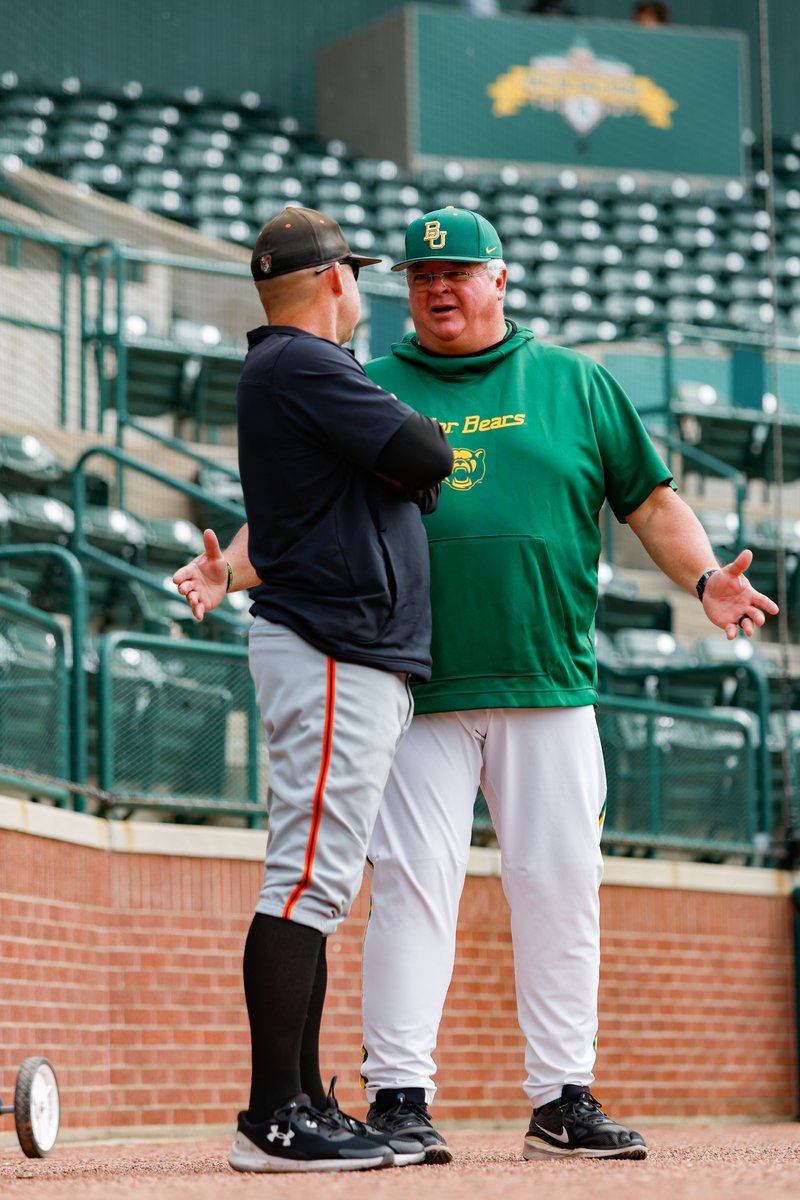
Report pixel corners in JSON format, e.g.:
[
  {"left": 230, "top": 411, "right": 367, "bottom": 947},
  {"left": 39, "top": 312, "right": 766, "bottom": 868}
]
[
  {"left": 172, "top": 528, "right": 228, "bottom": 621},
  {"left": 702, "top": 549, "right": 779, "bottom": 640}
]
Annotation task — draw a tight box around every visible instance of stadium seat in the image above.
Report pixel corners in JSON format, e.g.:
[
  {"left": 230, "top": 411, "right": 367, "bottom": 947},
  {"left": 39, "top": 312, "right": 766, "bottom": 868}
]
[
  {"left": 96, "top": 340, "right": 196, "bottom": 421},
  {"left": 655, "top": 707, "right": 757, "bottom": 854},
  {"left": 192, "top": 463, "right": 245, "bottom": 545},
  {"left": 143, "top": 516, "right": 205, "bottom": 569},
  {"left": 600, "top": 702, "right": 757, "bottom": 859},
  {"left": 112, "top": 571, "right": 198, "bottom": 637},
  {"left": 743, "top": 517, "right": 800, "bottom": 622},
  {"left": 596, "top": 562, "right": 672, "bottom": 637},
  {"left": 614, "top": 628, "right": 690, "bottom": 671},
  {"left": 0, "top": 604, "right": 68, "bottom": 781},
  {"left": 183, "top": 349, "right": 245, "bottom": 430},
  {"left": 0, "top": 432, "right": 65, "bottom": 493},
  {"left": 613, "top": 627, "right": 722, "bottom": 709},
  {"left": 672, "top": 380, "right": 769, "bottom": 477},
  {"left": 82, "top": 504, "right": 147, "bottom": 564},
  {"left": 100, "top": 643, "right": 236, "bottom": 801},
  {"left": 694, "top": 507, "right": 741, "bottom": 558},
  {"left": 692, "top": 634, "right": 773, "bottom": 711},
  {"left": 5, "top": 491, "right": 74, "bottom": 545}
]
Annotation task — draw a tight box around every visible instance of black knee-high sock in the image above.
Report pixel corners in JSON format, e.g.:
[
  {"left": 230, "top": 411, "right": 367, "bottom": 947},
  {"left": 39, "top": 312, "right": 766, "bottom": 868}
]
[
  {"left": 299, "top": 937, "right": 328, "bottom": 1109},
  {"left": 243, "top": 912, "right": 323, "bottom": 1122}
]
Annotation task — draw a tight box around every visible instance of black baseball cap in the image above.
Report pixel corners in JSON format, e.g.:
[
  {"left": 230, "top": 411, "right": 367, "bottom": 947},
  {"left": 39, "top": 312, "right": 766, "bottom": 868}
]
[{"left": 251, "top": 205, "right": 381, "bottom": 280}]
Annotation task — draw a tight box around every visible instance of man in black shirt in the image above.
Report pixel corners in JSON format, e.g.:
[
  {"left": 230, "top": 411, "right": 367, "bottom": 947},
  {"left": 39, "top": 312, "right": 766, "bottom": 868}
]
[{"left": 175, "top": 207, "right": 452, "bottom": 1173}]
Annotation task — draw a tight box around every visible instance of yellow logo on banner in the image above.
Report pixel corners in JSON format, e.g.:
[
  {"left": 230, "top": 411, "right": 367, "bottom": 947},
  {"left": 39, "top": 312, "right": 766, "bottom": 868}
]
[
  {"left": 487, "top": 40, "right": 676, "bottom": 135},
  {"left": 423, "top": 220, "right": 448, "bottom": 250}
]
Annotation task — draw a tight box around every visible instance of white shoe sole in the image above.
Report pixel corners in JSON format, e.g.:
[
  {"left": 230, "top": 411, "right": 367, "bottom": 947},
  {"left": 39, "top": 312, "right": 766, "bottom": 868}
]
[
  {"left": 523, "top": 1135, "right": 647, "bottom": 1161},
  {"left": 391, "top": 1147, "right": 427, "bottom": 1166},
  {"left": 229, "top": 1131, "right": 391, "bottom": 1172}
]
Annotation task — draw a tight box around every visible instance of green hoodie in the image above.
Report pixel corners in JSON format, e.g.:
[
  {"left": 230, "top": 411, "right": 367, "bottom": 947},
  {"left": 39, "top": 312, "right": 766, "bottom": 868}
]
[{"left": 365, "top": 326, "right": 672, "bottom": 714}]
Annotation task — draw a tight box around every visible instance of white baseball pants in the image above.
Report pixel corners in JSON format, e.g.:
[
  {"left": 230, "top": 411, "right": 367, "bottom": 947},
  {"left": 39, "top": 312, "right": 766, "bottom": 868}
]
[{"left": 361, "top": 706, "right": 606, "bottom": 1110}]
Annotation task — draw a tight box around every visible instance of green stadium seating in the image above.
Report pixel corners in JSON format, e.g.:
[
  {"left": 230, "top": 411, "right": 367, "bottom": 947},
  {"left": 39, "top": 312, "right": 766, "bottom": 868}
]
[
  {"left": 5, "top": 490, "right": 74, "bottom": 545},
  {"left": 599, "top": 701, "right": 757, "bottom": 860},
  {"left": 95, "top": 339, "right": 196, "bottom": 420},
  {"left": 143, "top": 516, "right": 205, "bottom": 569},
  {"left": 0, "top": 602, "right": 69, "bottom": 783},
  {"left": 596, "top": 563, "right": 672, "bottom": 637},
  {"left": 113, "top": 571, "right": 198, "bottom": 637},
  {"left": 0, "top": 433, "right": 108, "bottom": 506},
  {"left": 0, "top": 432, "right": 65, "bottom": 493},
  {"left": 183, "top": 349, "right": 244, "bottom": 429},
  {"left": 99, "top": 643, "right": 237, "bottom": 803},
  {"left": 694, "top": 507, "right": 741, "bottom": 558},
  {"left": 671, "top": 380, "right": 769, "bottom": 477},
  {"left": 191, "top": 463, "right": 245, "bottom": 546},
  {"left": 613, "top": 628, "right": 720, "bottom": 709}
]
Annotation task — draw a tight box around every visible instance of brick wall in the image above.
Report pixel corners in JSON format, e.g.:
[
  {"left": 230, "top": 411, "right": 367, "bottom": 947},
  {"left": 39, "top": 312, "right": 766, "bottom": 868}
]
[{"left": 0, "top": 797, "right": 797, "bottom": 1141}]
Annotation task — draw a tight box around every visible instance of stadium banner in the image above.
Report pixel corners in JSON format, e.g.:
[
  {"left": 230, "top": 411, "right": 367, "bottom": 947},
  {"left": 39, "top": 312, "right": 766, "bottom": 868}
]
[{"left": 317, "top": 4, "right": 747, "bottom": 178}]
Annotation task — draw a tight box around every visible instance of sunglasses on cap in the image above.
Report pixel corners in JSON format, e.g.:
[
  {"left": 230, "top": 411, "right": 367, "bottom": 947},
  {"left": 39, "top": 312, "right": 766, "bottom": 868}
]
[{"left": 315, "top": 258, "right": 360, "bottom": 281}]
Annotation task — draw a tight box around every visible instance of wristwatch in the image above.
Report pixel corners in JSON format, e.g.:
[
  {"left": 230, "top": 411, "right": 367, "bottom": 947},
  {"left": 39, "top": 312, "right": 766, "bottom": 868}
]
[{"left": 695, "top": 568, "right": 719, "bottom": 602}]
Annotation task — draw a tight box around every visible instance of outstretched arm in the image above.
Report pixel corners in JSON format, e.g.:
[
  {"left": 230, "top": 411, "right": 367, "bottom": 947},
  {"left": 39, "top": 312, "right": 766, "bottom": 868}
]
[
  {"left": 625, "top": 484, "right": 779, "bottom": 640},
  {"left": 172, "top": 524, "right": 258, "bottom": 621}
]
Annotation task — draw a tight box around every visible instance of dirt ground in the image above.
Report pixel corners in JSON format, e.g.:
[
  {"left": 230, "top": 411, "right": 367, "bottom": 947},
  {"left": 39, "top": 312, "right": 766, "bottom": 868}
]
[{"left": 2, "top": 1124, "right": 800, "bottom": 1200}]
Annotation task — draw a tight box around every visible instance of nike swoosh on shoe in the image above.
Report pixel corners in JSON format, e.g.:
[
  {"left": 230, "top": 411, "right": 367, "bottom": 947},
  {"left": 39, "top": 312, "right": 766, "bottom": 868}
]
[{"left": 534, "top": 1123, "right": 570, "bottom": 1143}]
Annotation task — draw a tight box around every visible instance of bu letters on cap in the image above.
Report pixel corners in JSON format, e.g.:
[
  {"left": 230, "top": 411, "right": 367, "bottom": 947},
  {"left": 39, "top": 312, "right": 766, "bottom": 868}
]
[{"left": 423, "top": 221, "right": 447, "bottom": 249}]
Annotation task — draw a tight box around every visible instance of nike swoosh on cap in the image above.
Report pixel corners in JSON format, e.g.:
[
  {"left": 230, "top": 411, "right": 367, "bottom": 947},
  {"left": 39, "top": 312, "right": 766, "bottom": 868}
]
[
  {"left": 485, "top": 246, "right": 497, "bottom": 253},
  {"left": 534, "top": 1123, "right": 570, "bottom": 1143}
]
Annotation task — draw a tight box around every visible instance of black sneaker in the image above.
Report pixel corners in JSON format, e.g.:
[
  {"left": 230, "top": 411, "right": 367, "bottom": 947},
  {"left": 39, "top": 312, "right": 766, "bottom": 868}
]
[
  {"left": 366, "top": 1087, "right": 453, "bottom": 1165},
  {"left": 228, "top": 1093, "right": 393, "bottom": 1173},
  {"left": 523, "top": 1085, "right": 647, "bottom": 1160},
  {"left": 324, "top": 1078, "right": 425, "bottom": 1167}
]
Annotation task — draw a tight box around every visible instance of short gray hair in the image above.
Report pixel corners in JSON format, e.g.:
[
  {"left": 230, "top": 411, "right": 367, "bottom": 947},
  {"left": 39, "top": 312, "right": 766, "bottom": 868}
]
[{"left": 484, "top": 258, "right": 506, "bottom": 281}]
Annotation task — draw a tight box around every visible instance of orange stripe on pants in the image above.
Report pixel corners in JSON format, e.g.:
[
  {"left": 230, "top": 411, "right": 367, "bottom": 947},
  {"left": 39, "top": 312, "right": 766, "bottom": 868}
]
[{"left": 282, "top": 657, "right": 336, "bottom": 919}]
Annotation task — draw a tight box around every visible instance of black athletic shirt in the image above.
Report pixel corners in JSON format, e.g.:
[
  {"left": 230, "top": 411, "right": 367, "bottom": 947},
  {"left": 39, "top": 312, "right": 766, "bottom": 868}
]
[{"left": 237, "top": 325, "right": 451, "bottom": 678}]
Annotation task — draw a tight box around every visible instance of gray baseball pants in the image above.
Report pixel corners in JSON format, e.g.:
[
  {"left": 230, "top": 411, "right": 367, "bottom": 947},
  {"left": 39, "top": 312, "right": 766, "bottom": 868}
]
[{"left": 249, "top": 617, "right": 414, "bottom": 935}]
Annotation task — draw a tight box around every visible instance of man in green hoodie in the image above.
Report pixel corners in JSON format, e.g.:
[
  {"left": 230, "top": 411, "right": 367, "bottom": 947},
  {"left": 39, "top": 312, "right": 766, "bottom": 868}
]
[
  {"left": 175, "top": 206, "right": 777, "bottom": 1165},
  {"left": 356, "top": 207, "right": 778, "bottom": 1164}
]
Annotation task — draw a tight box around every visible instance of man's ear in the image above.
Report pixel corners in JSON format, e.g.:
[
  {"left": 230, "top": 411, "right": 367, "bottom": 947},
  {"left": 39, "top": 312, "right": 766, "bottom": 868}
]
[{"left": 327, "top": 262, "right": 346, "bottom": 297}]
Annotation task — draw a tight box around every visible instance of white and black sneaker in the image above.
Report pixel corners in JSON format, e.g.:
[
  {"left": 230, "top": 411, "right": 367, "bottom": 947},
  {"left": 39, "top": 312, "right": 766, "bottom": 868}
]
[
  {"left": 523, "top": 1085, "right": 647, "bottom": 1160},
  {"left": 324, "top": 1078, "right": 425, "bottom": 1166},
  {"left": 228, "top": 1093, "right": 393, "bottom": 1173},
  {"left": 366, "top": 1088, "right": 453, "bottom": 1165}
]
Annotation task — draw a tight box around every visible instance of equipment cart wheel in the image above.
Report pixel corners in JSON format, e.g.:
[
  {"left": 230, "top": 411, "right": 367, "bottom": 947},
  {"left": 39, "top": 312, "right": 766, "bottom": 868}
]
[{"left": 14, "top": 1057, "right": 60, "bottom": 1157}]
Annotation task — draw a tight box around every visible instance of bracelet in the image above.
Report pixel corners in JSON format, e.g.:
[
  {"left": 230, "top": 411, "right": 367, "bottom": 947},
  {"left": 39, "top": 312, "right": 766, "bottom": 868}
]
[
  {"left": 225, "top": 560, "right": 233, "bottom": 593},
  {"left": 695, "top": 568, "right": 718, "bottom": 602}
]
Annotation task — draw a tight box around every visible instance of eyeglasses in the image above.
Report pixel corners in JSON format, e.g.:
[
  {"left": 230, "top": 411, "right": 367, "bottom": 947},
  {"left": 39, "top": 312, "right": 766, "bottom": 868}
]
[
  {"left": 315, "top": 258, "right": 360, "bottom": 281},
  {"left": 406, "top": 265, "right": 489, "bottom": 290}
]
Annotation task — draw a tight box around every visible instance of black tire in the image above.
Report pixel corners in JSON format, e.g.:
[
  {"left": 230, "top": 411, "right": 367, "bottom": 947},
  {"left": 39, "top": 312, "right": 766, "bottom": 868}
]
[{"left": 14, "top": 1057, "right": 60, "bottom": 1158}]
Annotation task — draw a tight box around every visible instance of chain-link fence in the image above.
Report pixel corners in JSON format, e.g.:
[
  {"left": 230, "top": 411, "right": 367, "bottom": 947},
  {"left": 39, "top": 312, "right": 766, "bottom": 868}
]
[
  {"left": 599, "top": 695, "right": 761, "bottom": 861},
  {"left": 95, "top": 630, "right": 265, "bottom": 824},
  {"left": 0, "top": 594, "right": 69, "bottom": 798}
]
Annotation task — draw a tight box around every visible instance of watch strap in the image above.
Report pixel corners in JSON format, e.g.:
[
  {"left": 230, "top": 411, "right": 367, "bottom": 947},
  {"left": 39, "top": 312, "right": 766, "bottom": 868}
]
[{"left": 695, "top": 568, "right": 719, "bottom": 602}]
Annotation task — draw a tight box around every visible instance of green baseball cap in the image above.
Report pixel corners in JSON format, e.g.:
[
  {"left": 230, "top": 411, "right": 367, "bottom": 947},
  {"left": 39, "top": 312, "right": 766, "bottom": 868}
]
[{"left": 391, "top": 205, "right": 503, "bottom": 272}]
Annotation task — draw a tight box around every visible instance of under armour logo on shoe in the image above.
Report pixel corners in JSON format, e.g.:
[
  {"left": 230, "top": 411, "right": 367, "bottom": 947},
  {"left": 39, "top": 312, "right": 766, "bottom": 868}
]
[{"left": 267, "top": 1125, "right": 295, "bottom": 1147}]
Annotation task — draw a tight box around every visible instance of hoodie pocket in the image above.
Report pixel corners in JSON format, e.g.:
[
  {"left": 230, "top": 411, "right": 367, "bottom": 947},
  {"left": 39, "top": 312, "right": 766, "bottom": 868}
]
[{"left": 427, "top": 534, "right": 567, "bottom": 681}]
